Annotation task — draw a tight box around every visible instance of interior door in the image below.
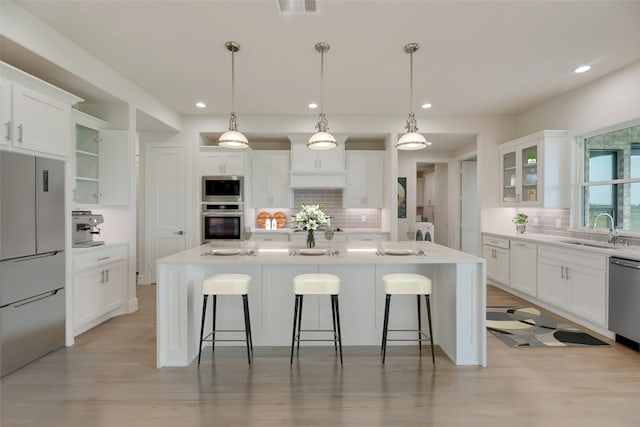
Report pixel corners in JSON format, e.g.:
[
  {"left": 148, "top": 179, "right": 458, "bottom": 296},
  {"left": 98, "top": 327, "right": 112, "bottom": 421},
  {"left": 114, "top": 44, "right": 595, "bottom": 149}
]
[
  {"left": 148, "top": 146, "right": 186, "bottom": 283},
  {"left": 460, "top": 160, "right": 478, "bottom": 255}
]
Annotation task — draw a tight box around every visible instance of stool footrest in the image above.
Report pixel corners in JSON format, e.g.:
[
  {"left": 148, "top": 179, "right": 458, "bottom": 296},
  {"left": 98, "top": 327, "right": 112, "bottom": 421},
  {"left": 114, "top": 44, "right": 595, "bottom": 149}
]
[{"left": 297, "top": 338, "right": 339, "bottom": 342}]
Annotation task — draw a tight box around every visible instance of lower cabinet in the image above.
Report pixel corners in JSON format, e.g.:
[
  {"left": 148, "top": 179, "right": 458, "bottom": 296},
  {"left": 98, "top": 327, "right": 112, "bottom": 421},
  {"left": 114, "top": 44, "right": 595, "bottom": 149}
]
[
  {"left": 482, "top": 236, "right": 510, "bottom": 285},
  {"left": 509, "top": 240, "right": 537, "bottom": 296},
  {"left": 537, "top": 245, "right": 607, "bottom": 326},
  {"left": 73, "top": 245, "right": 128, "bottom": 335}
]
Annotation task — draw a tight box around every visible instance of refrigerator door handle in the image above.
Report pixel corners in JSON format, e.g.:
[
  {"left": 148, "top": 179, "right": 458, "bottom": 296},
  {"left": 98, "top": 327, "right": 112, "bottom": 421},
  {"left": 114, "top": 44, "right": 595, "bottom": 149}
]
[
  {"left": 11, "top": 289, "right": 60, "bottom": 308},
  {"left": 9, "top": 251, "right": 61, "bottom": 263}
]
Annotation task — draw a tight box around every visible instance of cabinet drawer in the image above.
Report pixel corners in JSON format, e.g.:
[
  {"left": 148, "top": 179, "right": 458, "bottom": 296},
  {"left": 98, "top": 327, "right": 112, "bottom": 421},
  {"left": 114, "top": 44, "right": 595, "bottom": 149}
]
[
  {"left": 482, "top": 235, "right": 510, "bottom": 249},
  {"left": 538, "top": 245, "right": 607, "bottom": 270},
  {"left": 73, "top": 246, "right": 127, "bottom": 272}
]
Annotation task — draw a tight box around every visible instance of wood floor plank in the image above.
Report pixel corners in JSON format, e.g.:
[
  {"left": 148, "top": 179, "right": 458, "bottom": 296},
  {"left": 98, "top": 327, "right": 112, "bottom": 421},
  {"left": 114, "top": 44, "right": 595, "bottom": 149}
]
[{"left": 1, "top": 284, "right": 639, "bottom": 426}]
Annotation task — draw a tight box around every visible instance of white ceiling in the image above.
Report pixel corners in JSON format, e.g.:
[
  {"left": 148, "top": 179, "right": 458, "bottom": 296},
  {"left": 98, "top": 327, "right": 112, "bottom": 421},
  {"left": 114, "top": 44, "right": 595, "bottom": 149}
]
[{"left": 5, "top": 0, "right": 640, "bottom": 124}]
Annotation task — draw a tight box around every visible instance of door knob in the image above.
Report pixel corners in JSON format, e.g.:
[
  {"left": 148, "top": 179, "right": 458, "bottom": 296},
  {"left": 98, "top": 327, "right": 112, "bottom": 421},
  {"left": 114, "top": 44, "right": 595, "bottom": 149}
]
[{"left": 173, "top": 231, "right": 184, "bottom": 235}]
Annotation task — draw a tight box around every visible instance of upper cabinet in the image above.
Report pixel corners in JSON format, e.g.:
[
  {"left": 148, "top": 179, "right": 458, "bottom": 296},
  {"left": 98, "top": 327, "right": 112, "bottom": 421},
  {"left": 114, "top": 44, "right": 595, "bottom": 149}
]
[
  {"left": 343, "top": 151, "right": 384, "bottom": 208},
  {"left": 252, "top": 151, "right": 293, "bottom": 208},
  {"left": 1, "top": 62, "right": 82, "bottom": 158},
  {"left": 499, "top": 130, "right": 569, "bottom": 207},
  {"left": 289, "top": 136, "right": 346, "bottom": 188},
  {"left": 73, "top": 111, "right": 129, "bottom": 206},
  {"left": 199, "top": 150, "right": 245, "bottom": 176}
]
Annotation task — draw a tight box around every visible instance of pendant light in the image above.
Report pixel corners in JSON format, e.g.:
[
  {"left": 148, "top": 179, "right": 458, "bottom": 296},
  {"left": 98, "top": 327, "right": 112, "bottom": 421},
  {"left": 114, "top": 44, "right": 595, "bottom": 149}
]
[
  {"left": 218, "top": 41, "right": 249, "bottom": 149},
  {"left": 307, "top": 42, "right": 337, "bottom": 150},
  {"left": 397, "top": 43, "right": 430, "bottom": 150}
]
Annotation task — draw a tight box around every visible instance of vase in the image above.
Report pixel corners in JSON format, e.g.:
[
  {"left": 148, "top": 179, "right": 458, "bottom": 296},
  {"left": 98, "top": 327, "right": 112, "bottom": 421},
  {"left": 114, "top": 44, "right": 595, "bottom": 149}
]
[
  {"left": 516, "top": 224, "right": 526, "bottom": 234},
  {"left": 306, "top": 230, "right": 315, "bottom": 248}
]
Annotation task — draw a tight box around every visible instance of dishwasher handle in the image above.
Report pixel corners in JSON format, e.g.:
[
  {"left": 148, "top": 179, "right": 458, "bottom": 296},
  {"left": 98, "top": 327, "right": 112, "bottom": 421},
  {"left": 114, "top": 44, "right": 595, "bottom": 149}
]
[{"left": 610, "top": 258, "right": 640, "bottom": 269}]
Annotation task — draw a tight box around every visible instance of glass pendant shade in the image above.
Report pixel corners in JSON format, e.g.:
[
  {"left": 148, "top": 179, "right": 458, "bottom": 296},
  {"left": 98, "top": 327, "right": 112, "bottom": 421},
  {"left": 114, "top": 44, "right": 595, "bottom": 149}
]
[
  {"left": 397, "top": 131, "right": 428, "bottom": 150},
  {"left": 308, "top": 42, "right": 337, "bottom": 150},
  {"left": 218, "top": 41, "right": 248, "bottom": 149}
]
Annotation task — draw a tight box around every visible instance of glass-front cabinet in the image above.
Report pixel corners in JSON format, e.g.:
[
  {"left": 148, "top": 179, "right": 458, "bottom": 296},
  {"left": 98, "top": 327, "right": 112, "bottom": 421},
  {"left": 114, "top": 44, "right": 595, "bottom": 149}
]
[{"left": 499, "top": 130, "right": 568, "bottom": 208}]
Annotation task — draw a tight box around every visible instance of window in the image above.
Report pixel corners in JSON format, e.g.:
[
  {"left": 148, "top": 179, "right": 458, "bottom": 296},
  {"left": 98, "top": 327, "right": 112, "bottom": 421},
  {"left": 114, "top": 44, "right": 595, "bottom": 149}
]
[{"left": 581, "top": 124, "right": 640, "bottom": 230}]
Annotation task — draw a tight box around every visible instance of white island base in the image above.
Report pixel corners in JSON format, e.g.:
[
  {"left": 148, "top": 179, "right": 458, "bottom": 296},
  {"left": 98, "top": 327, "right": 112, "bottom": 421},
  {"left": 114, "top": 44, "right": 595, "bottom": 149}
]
[{"left": 157, "top": 241, "right": 487, "bottom": 368}]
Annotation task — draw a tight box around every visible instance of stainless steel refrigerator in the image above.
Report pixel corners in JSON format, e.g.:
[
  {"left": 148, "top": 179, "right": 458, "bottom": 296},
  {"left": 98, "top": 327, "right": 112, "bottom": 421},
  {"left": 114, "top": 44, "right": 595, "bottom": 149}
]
[{"left": 0, "top": 151, "right": 66, "bottom": 377}]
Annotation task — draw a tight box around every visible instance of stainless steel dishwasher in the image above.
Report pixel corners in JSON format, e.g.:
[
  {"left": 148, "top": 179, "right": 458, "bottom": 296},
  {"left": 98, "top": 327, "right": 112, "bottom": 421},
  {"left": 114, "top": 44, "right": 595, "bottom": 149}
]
[{"left": 609, "top": 257, "right": 640, "bottom": 349}]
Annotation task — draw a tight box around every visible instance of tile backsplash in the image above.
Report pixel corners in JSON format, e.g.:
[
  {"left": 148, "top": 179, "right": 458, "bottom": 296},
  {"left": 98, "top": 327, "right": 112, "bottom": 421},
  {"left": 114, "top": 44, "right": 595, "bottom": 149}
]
[
  {"left": 256, "top": 189, "right": 381, "bottom": 229},
  {"left": 518, "top": 208, "right": 571, "bottom": 236}
]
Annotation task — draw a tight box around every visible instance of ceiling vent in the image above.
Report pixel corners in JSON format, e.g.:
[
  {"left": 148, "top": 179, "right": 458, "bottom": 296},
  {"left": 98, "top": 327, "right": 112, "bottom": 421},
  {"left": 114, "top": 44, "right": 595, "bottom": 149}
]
[{"left": 278, "top": 0, "right": 317, "bottom": 14}]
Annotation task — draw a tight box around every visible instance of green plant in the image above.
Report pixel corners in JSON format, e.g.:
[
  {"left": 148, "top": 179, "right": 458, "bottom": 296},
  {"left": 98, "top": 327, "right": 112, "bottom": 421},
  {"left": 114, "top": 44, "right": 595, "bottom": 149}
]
[
  {"left": 512, "top": 213, "right": 528, "bottom": 225},
  {"left": 526, "top": 149, "right": 536, "bottom": 161}
]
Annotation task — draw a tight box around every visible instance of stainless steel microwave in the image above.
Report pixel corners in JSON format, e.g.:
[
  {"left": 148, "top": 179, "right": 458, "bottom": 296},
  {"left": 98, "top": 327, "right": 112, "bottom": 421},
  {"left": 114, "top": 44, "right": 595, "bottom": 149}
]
[{"left": 201, "top": 176, "right": 244, "bottom": 203}]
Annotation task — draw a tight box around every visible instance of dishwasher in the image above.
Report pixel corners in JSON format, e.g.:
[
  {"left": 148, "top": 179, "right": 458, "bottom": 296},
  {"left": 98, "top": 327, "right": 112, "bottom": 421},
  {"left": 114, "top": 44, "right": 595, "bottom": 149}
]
[{"left": 609, "top": 257, "right": 640, "bottom": 350}]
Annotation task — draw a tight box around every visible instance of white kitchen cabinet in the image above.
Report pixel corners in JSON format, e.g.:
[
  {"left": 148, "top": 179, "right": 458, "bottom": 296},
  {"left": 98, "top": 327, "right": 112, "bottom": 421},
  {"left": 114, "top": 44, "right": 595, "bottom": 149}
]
[
  {"left": 199, "top": 150, "right": 245, "bottom": 176},
  {"left": 346, "top": 232, "right": 388, "bottom": 241},
  {"left": 73, "top": 111, "right": 129, "bottom": 206},
  {"left": 251, "top": 232, "right": 290, "bottom": 242},
  {"left": 509, "top": 239, "right": 537, "bottom": 297},
  {"left": 0, "top": 78, "right": 10, "bottom": 148},
  {"left": 482, "top": 236, "right": 510, "bottom": 285},
  {"left": 498, "top": 130, "right": 568, "bottom": 207},
  {"left": 538, "top": 245, "right": 607, "bottom": 326},
  {"left": 252, "top": 151, "right": 293, "bottom": 208},
  {"left": 0, "top": 62, "right": 82, "bottom": 157},
  {"left": 343, "top": 151, "right": 384, "bottom": 208},
  {"left": 289, "top": 137, "right": 346, "bottom": 188},
  {"left": 72, "top": 245, "right": 128, "bottom": 335},
  {"left": 423, "top": 173, "right": 435, "bottom": 207}
]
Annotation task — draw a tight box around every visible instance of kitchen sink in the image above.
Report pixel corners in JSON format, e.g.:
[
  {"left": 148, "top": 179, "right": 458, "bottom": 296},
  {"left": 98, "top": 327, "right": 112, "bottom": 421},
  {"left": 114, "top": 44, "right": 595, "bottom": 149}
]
[{"left": 560, "top": 240, "right": 619, "bottom": 249}]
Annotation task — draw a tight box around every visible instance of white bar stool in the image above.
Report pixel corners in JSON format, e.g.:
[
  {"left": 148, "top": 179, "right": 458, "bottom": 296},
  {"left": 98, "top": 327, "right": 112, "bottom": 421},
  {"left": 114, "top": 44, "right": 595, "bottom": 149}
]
[
  {"left": 198, "top": 274, "right": 253, "bottom": 365},
  {"left": 381, "top": 273, "right": 435, "bottom": 365},
  {"left": 290, "top": 273, "right": 343, "bottom": 365}
]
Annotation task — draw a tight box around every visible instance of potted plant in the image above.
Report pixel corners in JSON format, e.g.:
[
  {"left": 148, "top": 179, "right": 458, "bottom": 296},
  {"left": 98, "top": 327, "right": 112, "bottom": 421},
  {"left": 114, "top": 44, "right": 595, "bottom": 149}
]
[
  {"left": 291, "top": 203, "right": 330, "bottom": 248},
  {"left": 512, "top": 213, "right": 528, "bottom": 234},
  {"left": 526, "top": 149, "right": 537, "bottom": 164}
]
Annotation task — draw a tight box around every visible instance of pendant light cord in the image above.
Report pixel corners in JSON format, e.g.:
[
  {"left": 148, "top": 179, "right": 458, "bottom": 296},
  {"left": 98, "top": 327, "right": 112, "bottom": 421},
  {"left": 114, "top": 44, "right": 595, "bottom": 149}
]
[
  {"left": 409, "top": 50, "right": 413, "bottom": 115},
  {"left": 320, "top": 48, "right": 325, "bottom": 115},
  {"left": 231, "top": 48, "right": 236, "bottom": 114}
]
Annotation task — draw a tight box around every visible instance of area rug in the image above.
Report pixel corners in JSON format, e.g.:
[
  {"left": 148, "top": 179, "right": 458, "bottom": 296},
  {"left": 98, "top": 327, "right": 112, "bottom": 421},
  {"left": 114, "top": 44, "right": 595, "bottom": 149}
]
[{"left": 487, "top": 306, "right": 609, "bottom": 347}]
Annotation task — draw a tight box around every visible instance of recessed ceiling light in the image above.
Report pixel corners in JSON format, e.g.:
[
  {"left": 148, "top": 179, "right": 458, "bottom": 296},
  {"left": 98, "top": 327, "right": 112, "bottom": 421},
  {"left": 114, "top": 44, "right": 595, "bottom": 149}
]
[
  {"left": 422, "top": 103, "right": 432, "bottom": 109},
  {"left": 195, "top": 102, "right": 206, "bottom": 108},
  {"left": 308, "top": 103, "right": 318, "bottom": 109},
  {"left": 574, "top": 65, "right": 591, "bottom": 74}
]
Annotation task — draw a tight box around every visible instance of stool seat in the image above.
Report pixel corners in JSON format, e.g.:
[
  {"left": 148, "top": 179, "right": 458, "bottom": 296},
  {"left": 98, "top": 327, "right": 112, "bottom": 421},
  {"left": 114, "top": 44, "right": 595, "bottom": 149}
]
[
  {"left": 203, "top": 274, "right": 251, "bottom": 295},
  {"left": 293, "top": 273, "right": 340, "bottom": 295},
  {"left": 382, "top": 273, "right": 432, "bottom": 295}
]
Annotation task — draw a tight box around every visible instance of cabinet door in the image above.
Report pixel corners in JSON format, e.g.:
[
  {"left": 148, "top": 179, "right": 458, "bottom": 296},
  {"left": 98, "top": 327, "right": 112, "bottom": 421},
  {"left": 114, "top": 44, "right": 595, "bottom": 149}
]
[
  {"left": 483, "top": 245, "right": 510, "bottom": 285},
  {"left": 0, "top": 78, "right": 10, "bottom": 147},
  {"left": 251, "top": 154, "right": 272, "bottom": 206},
  {"left": 509, "top": 241, "right": 537, "bottom": 296},
  {"left": 101, "top": 260, "right": 127, "bottom": 313},
  {"left": 537, "top": 256, "right": 569, "bottom": 307},
  {"left": 344, "top": 154, "right": 367, "bottom": 207},
  {"left": 99, "top": 130, "right": 129, "bottom": 206},
  {"left": 73, "top": 268, "right": 102, "bottom": 330},
  {"left": 223, "top": 153, "right": 245, "bottom": 175},
  {"left": 519, "top": 143, "right": 539, "bottom": 205},
  {"left": 200, "top": 152, "right": 225, "bottom": 175},
  {"left": 365, "top": 153, "right": 384, "bottom": 207},
  {"left": 500, "top": 149, "right": 517, "bottom": 204},
  {"left": 290, "top": 143, "right": 317, "bottom": 171},
  {"left": 567, "top": 263, "right": 606, "bottom": 325},
  {"left": 317, "top": 146, "right": 344, "bottom": 171},
  {"left": 269, "top": 153, "right": 293, "bottom": 207},
  {"left": 12, "top": 83, "right": 69, "bottom": 157}
]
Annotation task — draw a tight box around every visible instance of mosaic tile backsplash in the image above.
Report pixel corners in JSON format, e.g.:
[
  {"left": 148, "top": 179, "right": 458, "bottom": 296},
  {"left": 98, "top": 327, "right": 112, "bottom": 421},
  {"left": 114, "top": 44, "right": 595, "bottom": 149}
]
[{"left": 256, "top": 189, "right": 382, "bottom": 229}]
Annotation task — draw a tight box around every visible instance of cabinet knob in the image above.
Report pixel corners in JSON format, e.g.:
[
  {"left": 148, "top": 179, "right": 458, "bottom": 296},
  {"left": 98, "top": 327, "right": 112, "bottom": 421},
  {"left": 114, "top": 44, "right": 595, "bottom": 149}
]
[
  {"left": 173, "top": 230, "right": 184, "bottom": 235},
  {"left": 17, "top": 123, "right": 23, "bottom": 143}
]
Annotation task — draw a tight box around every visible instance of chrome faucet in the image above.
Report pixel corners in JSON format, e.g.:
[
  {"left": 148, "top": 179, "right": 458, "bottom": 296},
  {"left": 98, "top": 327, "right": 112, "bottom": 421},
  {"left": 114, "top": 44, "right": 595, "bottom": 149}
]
[{"left": 592, "top": 212, "right": 619, "bottom": 243}]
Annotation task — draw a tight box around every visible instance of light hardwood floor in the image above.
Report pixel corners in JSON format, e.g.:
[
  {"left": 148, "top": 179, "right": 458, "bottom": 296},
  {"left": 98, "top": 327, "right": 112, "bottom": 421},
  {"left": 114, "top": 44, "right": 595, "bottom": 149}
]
[{"left": 1, "top": 284, "right": 639, "bottom": 426}]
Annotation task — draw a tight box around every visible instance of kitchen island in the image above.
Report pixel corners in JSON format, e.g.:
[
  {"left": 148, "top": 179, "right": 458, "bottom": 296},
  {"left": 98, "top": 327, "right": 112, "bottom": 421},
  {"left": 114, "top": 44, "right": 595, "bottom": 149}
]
[{"left": 156, "top": 241, "right": 487, "bottom": 368}]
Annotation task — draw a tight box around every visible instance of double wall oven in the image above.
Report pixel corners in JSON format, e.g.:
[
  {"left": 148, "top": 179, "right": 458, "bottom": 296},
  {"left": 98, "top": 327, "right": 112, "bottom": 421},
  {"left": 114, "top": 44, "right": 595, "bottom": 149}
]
[{"left": 201, "top": 176, "right": 244, "bottom": 242}]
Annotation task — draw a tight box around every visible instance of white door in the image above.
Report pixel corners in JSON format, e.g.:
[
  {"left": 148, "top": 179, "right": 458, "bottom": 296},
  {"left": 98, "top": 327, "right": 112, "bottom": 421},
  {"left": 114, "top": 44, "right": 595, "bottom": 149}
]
[
  {"left": 460, "top": 160, "right": 478, "bottom": 255},
  {"left": 148, "top": 146, "right": 186, "bottom": 283}
]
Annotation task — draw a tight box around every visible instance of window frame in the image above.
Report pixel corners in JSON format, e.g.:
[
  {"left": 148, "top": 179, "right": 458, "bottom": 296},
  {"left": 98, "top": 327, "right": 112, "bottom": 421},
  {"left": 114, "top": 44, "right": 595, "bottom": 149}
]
[{"left": 575, "top": 118, "right": 640, "bottom": 234}]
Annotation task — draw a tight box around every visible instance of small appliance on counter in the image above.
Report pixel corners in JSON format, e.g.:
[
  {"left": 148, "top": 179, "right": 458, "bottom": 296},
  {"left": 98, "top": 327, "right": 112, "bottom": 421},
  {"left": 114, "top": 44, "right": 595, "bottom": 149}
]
[{"left": 72, "top": 210, "right": 105, "bottom": 248}]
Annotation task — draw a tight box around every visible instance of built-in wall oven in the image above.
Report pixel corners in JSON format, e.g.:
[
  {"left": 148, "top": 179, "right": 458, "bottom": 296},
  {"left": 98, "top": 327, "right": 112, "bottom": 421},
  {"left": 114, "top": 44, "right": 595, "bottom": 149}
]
[
  {"left": 202, "top": 176, "right": 243, "bottom": 203},
  {"left": 202, "top": 204, "right": 244, "bottom": 242}
]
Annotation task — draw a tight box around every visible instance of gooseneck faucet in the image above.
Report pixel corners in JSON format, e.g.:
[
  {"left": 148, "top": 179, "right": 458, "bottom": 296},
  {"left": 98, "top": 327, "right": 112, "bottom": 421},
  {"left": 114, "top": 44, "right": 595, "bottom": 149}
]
[{"left": 592, "top": 212, "right": 619, "bottom": 243}]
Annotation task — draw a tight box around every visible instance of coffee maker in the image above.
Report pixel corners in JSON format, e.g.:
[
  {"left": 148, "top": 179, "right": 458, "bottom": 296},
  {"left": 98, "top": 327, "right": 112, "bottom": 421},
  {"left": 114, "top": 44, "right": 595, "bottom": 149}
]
[{"left": 72, "top": 210, "right": 105, "bottom": 248}]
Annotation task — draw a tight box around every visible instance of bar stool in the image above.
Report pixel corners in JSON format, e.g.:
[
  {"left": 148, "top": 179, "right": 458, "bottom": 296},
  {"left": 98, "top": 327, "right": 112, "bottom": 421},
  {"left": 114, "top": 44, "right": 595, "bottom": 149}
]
[
  {"left": 290, "top": 273, "right": 343, "bottom": 365},
  {"left": 381, "top": 273, "right": 435, "bottom": 365},
  {"left": 198, "top": 274, "right": 253, "bottom": 365}
]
